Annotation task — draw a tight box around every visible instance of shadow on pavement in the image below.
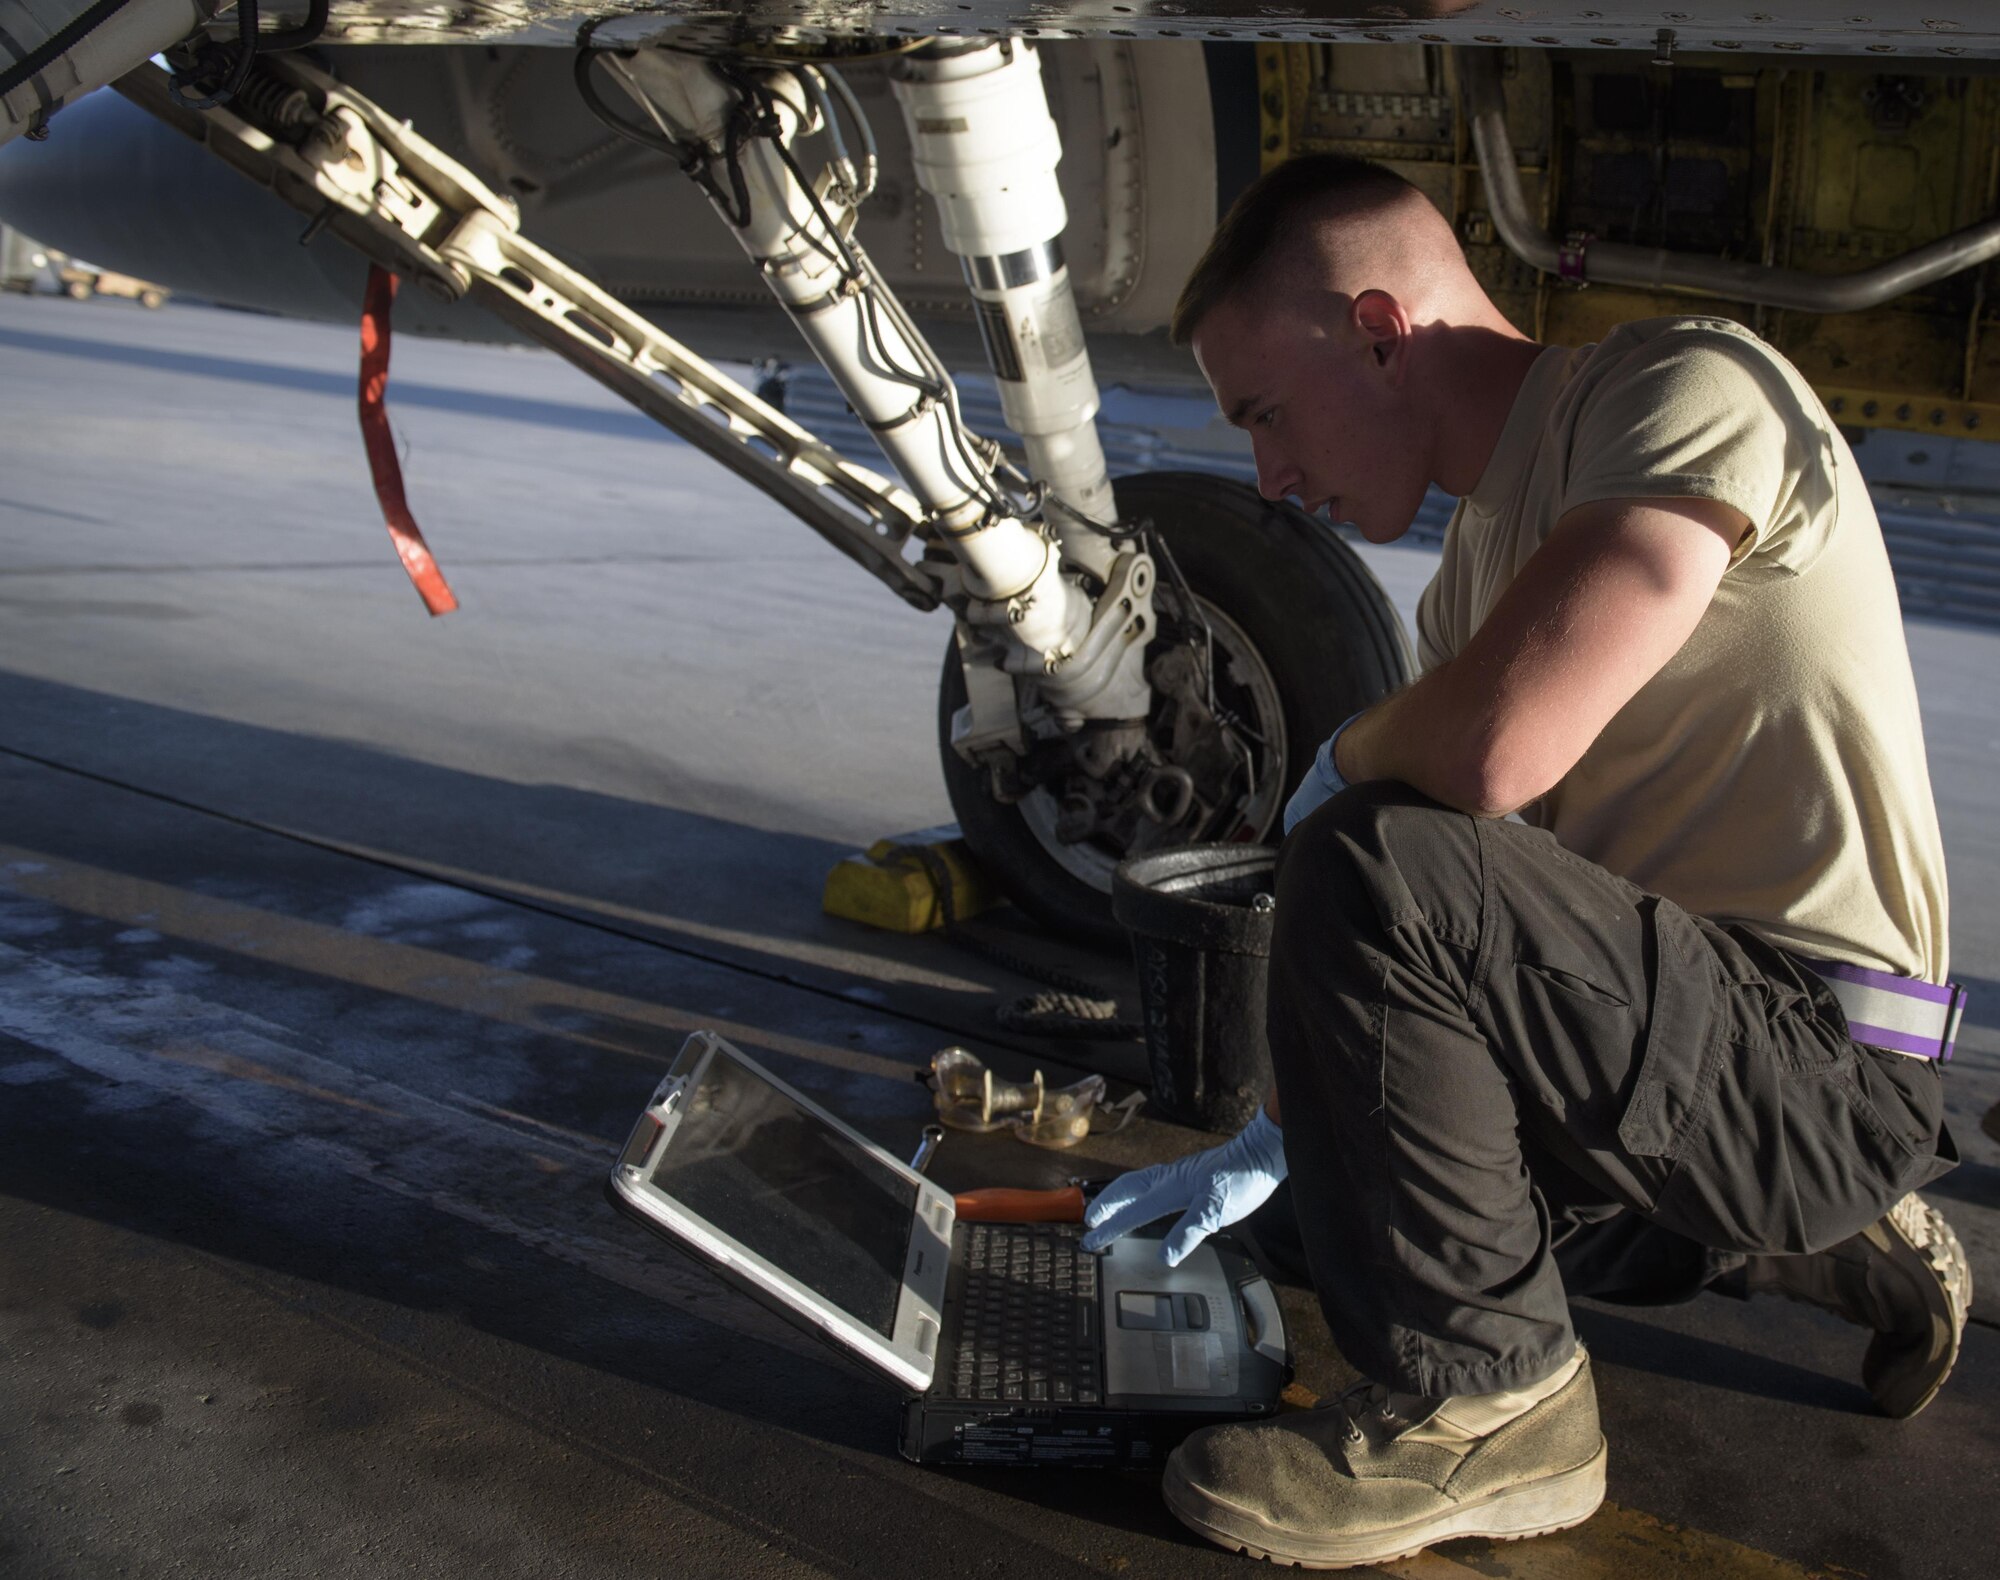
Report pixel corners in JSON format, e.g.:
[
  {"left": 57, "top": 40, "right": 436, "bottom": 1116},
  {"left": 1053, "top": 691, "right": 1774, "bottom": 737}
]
[
  {"left": 1924, "top": 1156, "right": 2000, "bottom": 1210},
  {"left": 1573, "top": 1304, "right": 1872, "bottom": 1414},
  {"left": 0, "top": 1046, "right": 1161, "bottom": 1580},
  {"left": 0, "top": 322, "right": 663, "bottom": 443},
  {"left": 0, "top": 669, "right": 1075, "bottom": 1032}
]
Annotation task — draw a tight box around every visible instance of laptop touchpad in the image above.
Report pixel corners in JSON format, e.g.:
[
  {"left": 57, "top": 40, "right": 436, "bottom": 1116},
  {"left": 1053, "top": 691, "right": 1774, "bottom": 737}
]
[
  {"left": 1110, "top": 1289, "right": 1227, "bottom": 1392},
  {"left": 1167, "top": 1331, "right": 1224, "bottom": 1391},
  {"left": 1115, "top": 1291, "right": 1175, "bottom": 1330}
]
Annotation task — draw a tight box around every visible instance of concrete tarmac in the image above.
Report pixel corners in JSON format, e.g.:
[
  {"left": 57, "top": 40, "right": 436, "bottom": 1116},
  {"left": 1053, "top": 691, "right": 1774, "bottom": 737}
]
[{"left": 1, "top": 294, "right": 1996, "bottom": 1579}]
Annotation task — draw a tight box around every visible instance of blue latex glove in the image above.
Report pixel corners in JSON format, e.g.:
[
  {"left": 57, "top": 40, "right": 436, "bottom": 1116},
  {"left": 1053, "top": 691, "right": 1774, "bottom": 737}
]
[
  {"left": 1282, "top": 710, "right": 1365, "bottom": 835},
  {"left": 1080, "top": 1109, "right": 1288, "bottom": 1266}
]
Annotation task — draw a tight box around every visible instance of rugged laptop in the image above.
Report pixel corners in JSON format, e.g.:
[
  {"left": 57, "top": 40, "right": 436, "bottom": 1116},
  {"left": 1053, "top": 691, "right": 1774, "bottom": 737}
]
[{"left": 607, "top": 1030, "right": 1291, "bottom": 1468}]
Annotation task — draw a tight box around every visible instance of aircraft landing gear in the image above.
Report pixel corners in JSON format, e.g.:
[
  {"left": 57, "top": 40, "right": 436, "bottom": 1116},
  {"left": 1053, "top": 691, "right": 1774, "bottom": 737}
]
[
  {"left": 112, "top": 33, "right": 1411, "bottom": 943},
  {"left": 942, "top": 472, "right": 1410, "bottom": 947}
]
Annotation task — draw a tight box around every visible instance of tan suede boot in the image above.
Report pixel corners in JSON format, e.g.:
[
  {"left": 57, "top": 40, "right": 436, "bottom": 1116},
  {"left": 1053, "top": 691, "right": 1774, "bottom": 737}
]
[
  {"left": 1162, "top": 1351, "right": 1607, "bottom": 1569},
  {"left": 1744, "top": 1191, "right": 1971, "bottom": 1419}
]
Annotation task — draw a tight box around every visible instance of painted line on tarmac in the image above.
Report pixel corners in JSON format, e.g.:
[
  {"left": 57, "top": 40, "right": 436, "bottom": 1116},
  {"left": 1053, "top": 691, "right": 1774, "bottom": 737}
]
[
  {"left": 0, "top": 937, "right": 830, "bottom": 1374},
  {"left": 0, "top": 948, "right": 1825, "bottom": 1580},
  {"left": 329, "top": 839, "right": 997, "bottom": 996},
  {"left": 0, "top": 740, "right": 1118, "bottom": 1075},
  {"left": 0, "top": 835, "right": 1883, "bottom": 1576},
  {"left": 0, "top": 840, "right": 925, "bottom": 1089},
  {"left": 0, "top": 939, "right": 1129, "bottom": 1580}
]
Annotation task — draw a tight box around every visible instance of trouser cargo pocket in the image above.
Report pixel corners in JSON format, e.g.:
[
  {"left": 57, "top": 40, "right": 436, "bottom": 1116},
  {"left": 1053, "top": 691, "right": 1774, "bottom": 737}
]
[
  {"left": 1265, "top": 783, "right": 1955, "bottom": 1395},
  {"left": 1614, "top": 900, "right": 1725, "bottom": 1167},
  {"left": 1476, "top": 837, "right": 1711, "bottom": 1219},
  {"left": 1643, "top": 921, "right": 1952, "bottom": 1256}
]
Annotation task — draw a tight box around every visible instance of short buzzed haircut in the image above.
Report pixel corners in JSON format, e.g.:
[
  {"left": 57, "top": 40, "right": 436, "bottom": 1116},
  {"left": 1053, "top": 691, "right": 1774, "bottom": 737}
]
[{"left": 1170, "top": 155, "right": 1421, "bottom": 346}]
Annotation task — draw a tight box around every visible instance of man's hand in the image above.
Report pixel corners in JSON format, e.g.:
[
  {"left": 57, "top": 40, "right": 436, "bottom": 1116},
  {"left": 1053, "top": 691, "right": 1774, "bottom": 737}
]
[
  {"left": 1336, "top": 495, "right": 1745, "bottom": 817},
  {"left": 1080, "top": 1110, "right": 1288, "bottom": 1266}
]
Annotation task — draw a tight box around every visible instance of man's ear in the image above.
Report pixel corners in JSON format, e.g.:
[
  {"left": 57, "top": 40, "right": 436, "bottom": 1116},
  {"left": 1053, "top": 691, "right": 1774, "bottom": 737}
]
[{"left": 1351, "top": 289, "right": 1409, "bottom": 376}]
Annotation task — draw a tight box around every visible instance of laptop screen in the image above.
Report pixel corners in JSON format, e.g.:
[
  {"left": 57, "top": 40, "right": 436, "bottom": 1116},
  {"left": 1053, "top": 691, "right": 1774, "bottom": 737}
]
[{"left": 653, "top": 1043, "right": 920, "bottom": 1338}]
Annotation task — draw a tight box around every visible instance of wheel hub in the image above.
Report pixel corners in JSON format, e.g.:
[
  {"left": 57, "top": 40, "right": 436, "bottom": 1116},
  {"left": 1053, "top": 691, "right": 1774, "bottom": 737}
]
[{"left": 1015, "top": 591, "right": 1289, "bottom": 893}]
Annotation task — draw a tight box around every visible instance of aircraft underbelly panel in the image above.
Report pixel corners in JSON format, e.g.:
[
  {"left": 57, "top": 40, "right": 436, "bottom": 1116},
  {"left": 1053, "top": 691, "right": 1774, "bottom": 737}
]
[
  {"left": 320, "top": 42, "right": 1214, "bottom": 338},
  {"left": 290, "top": 3, "right": 1996, "bottom": 59}
]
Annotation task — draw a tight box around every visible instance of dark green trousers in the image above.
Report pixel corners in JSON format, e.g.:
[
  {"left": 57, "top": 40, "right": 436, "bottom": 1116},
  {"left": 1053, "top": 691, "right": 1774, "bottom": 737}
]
[{"left": 1267, "top": 781, "right": 1955, "bottom": 1398}]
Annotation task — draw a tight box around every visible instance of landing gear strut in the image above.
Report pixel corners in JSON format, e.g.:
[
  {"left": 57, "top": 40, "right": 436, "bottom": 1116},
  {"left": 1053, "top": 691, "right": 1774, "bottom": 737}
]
[{"left": 112, "top": 30, "right": 1411, "bottom": 941}]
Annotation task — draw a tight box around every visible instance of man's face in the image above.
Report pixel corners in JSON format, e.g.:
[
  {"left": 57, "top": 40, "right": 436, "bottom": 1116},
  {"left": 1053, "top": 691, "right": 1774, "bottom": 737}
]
[{"left": 1191, "top": 292, "right": 1429, "bottom": 544}]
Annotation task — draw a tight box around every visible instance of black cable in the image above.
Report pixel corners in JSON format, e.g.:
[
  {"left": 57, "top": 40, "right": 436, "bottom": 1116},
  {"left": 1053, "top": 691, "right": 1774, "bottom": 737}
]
[
  {"left": 821, "top": 66, "right": 877, "bottom": 202},
  {"left": 881, "top": 843, "right": 1140, "bottom": 1040},
  {"left": 168, "top": 0, "right": 260, "bottom": 111},
  {"left": 769, "top": 133, "right": 943, "bottom": 397},
  {"left": 582, "top": 44, "right": 943, "bottom": 424},
  {"left": 830, "top": 224, "right": 1015, "bottom": 514},
  {"left": 847, "top": 244, "right": 1018, "bottom": 513},
  {"left": 739, "top": 95, "right": 862, "bottom": 270},
  {"left": 770, "top": 130, "right": 1013, "bottom": 517},
  {"left": 569, "top": 39, "right": 951, "bottom": 458},
  {"left": 1045, "top": 492, "right": 1138, "bottom": 544},
  {"left": 0, "top": 0, "right": 134, "bottom": 100},
  {"left": 572, "top": 41, "right": 689, "bottom": 162},
  {"left": 573, "top": 33, "right": 769, "bottom": 229},
  {"left": 156, "top": 0, "right": 325, "bottom": 116},
  {"left": 259, "top": 0, "right": 329, "bottom": 53},
  {"left": 570, "top": 39, "right": 1014, "bottom": 520},
  {"left": 928, "top": 413, "right": 1015, "bottom": 521},
  {"left": 714, "top": 78, "right": 759, "bottom": 228},
  {"left": 849, "top": 247, "right": 943, "bottom": 393},
  {"left": 0, "top": 740, "right": 1122, "bottom": 1079}
]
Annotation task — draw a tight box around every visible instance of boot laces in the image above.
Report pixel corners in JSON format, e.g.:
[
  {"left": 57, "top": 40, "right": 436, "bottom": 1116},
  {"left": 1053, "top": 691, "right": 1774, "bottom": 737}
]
[{"left": 1335, "top": 1379, "right": 1400, "bottom": 1444}]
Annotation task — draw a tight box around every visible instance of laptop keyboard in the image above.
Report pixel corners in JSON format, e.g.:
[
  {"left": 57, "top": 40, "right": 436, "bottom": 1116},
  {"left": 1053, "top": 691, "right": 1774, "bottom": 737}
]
[{"left": 945, "top": 1222, "right": 1102, "bottom": 1405}]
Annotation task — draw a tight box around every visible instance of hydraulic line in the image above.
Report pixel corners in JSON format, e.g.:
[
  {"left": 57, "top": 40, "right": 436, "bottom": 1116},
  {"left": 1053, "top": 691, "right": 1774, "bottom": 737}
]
[
  {"left": 890, "top": 42, "right": 1122, "bottom": 581},
  {"left": 598, "top": 42, "right": 1106, "bottom": 680},
  {"left": 1458, "top": 47, "right": 2000, "bottom": 314}
]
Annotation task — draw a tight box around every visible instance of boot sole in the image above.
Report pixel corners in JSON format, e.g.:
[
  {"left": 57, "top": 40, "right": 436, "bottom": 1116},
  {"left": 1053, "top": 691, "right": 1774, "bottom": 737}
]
[
  {"left": 1864, "top": 1193, "right": 1972, "bottom": 1419},
  {"left": 1161, "top": 1439, "right": 1608, "bottom": 1570}
]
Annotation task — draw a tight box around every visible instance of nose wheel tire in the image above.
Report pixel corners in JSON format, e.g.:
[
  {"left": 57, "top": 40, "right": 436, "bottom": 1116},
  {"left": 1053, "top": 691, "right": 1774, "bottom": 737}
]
[{"left": 938, "top": 471, "right": 1415, "bottom": 949}]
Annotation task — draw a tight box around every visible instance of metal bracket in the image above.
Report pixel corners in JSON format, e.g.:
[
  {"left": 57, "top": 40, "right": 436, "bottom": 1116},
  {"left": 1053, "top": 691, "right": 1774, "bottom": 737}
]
[
  {"left": 112, "top": 56, "right": 944, "bottom": 611},
  {"left": 950, "top": 620, "right": 1027, "bottom": 770}
]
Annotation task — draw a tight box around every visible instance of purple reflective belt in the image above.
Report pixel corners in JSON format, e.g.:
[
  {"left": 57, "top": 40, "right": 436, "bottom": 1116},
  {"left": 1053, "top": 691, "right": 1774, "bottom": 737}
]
[{"left": 1803, "top": 959, "right": 1966, "bottom": 1063}]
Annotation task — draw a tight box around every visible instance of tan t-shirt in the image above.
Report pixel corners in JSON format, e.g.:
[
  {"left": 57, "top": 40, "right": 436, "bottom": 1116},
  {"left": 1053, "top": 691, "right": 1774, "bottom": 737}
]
[{"left": 1416, "top": 316, "right": 1949, "bottom": 981}]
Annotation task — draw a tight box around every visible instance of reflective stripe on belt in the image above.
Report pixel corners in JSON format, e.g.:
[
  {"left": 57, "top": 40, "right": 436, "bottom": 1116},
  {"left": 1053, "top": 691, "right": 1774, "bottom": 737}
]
[{"left": 1805, "top": 959, "right": 1966, "bottom": 1063}]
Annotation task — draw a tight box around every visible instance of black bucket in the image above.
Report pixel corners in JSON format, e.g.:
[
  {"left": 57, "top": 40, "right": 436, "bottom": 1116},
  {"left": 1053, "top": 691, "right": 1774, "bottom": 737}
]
[{"left": 1111, "top": 843, "right": 1278, "bottom": 1132}]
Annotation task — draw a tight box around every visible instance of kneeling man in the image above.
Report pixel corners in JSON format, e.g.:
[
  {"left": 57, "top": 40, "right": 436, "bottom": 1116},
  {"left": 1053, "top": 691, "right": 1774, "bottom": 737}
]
[{"left": 1083, "top": 155, "right": 1969, "bottom": 1569}]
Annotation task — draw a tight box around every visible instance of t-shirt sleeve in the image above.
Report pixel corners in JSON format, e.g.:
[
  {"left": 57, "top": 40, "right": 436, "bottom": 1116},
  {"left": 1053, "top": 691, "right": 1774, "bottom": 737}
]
[
  {"left": 1415, "top": 567, "right": 1454, "bottom": 673},
  {"left": 1560, "top": 330, "right": 1811, "bottom": 565},
  {"left": 1414, "top": 502, "right": 1472, "bottom": 671}
]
